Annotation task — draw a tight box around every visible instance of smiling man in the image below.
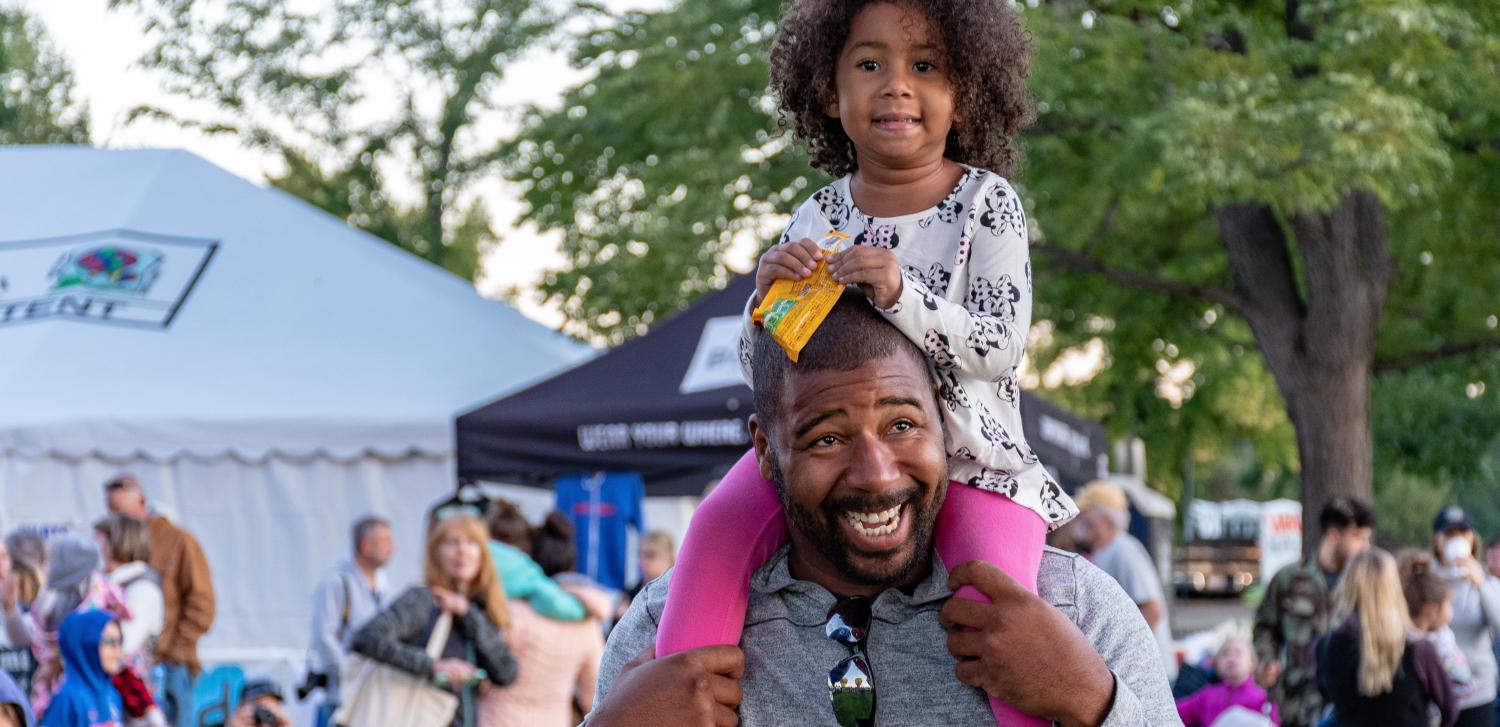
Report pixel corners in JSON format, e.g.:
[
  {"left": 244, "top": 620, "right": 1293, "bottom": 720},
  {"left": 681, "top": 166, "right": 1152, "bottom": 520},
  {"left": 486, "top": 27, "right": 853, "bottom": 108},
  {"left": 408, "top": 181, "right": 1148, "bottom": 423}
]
[{"left": 585, "top": 292, "right": 1178, "bottom": 727}]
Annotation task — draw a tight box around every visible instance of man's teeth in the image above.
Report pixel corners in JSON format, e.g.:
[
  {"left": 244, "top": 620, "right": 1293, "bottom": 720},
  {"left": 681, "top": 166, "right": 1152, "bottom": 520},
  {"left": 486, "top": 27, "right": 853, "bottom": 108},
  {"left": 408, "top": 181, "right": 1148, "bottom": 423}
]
[{"left": 844, "top": 504, "right": 903, "bottom": 536}]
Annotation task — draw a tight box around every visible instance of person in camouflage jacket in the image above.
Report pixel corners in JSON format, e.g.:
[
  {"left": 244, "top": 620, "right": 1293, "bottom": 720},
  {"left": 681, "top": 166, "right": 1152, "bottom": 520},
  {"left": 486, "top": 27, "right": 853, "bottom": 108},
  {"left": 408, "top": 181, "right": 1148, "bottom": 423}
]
[{"left": 1252, "top": 497, "right": 1374, "bottom": 727}]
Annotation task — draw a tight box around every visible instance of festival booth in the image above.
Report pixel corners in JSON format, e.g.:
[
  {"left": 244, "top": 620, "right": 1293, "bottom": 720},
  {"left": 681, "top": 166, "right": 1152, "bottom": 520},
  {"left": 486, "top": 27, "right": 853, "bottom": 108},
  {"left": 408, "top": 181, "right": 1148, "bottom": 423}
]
[
  {"left": 0, "top": 147, "right": 590, "bottom": 680},
  {"left": 455, "top": 275, "right": 1113, "bottom": 573}
]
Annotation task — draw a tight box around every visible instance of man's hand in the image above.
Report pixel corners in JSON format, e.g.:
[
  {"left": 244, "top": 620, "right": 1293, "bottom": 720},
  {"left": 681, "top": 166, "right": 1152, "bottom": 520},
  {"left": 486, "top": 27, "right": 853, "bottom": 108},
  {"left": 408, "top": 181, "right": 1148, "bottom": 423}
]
[
  {"left": 940, "top": 561, "right": 1116, "bottom": 727},
  {"left": 828, "top": 246, "right": 902, "bottom": 310},
  {"left": 1255, "top": 660, "right": 1281, "bottom": 689},
  {"left": 590, "top": 644, "right": 744, "bottom": 727},
  {"left": 753, "top": 238, "right": 824, "bottom": 306}
]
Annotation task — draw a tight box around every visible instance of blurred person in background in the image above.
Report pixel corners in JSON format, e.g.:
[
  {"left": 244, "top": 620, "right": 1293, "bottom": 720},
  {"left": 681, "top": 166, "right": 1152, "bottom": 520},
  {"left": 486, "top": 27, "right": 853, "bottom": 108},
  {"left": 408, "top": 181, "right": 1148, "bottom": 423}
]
[
  {"left": 40, "top": 610, "right": 125, "bottom": 727},
  {"left": 93, "top": 514, "right": 167, "bottom": 727},
  {"left": 0, "top": 666, "right": 33, "bottom": 727},
  {"left": 3, "top": 530, "right": 47, "bottom": 632},
  {"left": 1254, "top": 496, "right": 1374, "bottom": 727},
  {"left": 306, "top": 515, "right": 392, "bottom": 727},
  {"left": 485, "top": 501, "right": 586, "bottom": 622},
  {"left": 227, "top": 679, "right": 292, "bottom": 727},
  {"left": 1401, "top": 549, "right": 1475, "bottom": 725},
  {"left": 1176, "top": 626, "right": 1278, "bottom": 726},
  {"left": 618, "top": 531, "right": 675, "bottom": 620},
  {"left": 1070, "top": 480, "right": 1174, "bottom": 679},
  {"left": 1431, "top": 506, "right": 1500, "bottom": 727},
  {"left": 12, "top": 532, "right": 118, "bottom": 713},
  {"left": 349, "top": 516, "right": 517, "bottom": 727},
  {"left": 105, "top": 475, "right": 215, "bottom": 727},
  {"left": 480, "top": 511, "right": 606, "bottom": 727},
  {"left": 1317, "top": 548, "right": 1455, "bottom": 727}
]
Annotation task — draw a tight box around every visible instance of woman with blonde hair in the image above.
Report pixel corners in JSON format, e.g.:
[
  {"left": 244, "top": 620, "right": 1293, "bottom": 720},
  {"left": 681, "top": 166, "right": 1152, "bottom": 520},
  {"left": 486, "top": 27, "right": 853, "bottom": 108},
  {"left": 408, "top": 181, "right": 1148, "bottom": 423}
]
[
  {"left": 1318, "top": 548, "right": 1456, "bottom": 727},
  {"left": 351, "top": 516, "right": 518, "bottom": 727}
]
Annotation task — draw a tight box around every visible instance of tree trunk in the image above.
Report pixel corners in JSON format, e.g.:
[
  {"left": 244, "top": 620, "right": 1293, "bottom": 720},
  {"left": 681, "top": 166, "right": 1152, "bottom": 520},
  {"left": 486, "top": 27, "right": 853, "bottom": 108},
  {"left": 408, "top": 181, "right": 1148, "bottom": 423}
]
[{"left": 1214, "top": 190, "right": 1393, "bottom": 553}]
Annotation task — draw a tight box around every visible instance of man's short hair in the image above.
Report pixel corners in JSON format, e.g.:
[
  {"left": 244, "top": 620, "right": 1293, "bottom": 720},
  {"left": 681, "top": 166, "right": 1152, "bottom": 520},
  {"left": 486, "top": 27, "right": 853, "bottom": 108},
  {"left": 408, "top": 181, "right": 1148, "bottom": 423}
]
[
  {"left": 351, "top": 516, "right": 389, "bottom": 551},
  {"left": 93, "top": 513, "right": 153, "bottom": 564},
  {"left": 104, "top": 474, "right": 142, "bottom": 493},
  {"left": 751, "top": 289, "right": 930, "bottom": 432},
  {"left": 1319, "top": 497, "right": 1375, "bottom": 533}
]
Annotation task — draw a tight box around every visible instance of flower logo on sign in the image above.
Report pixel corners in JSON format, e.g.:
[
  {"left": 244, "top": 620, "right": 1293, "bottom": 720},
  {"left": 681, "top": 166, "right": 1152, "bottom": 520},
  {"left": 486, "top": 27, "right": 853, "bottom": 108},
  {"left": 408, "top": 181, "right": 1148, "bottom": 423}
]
[{"left": 50, "top": 246, "right": 163, "bottom": 295}]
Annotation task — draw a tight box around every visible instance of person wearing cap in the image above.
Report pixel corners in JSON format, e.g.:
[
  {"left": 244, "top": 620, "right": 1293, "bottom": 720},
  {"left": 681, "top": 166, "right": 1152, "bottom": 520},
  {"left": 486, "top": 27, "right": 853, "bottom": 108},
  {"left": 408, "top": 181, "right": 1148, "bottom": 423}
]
[
  {"left": 1252, "top": 497, "right": 1374, "bottom": 727},
  {"left": 228, "top": 679, "right": 292, "bottom": 727},
  {"left": 1430, "top": 505, "right": 1500, "bottom": 727},
  {"left": 1069, "top": 481, "right": 1175, "bottom": 680}
]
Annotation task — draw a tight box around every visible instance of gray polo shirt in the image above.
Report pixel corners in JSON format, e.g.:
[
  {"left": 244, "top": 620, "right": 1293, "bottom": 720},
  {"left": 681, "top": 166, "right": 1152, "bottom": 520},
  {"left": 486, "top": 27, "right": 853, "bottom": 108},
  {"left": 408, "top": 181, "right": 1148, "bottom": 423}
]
[{"left": 589, "top": 545, "right": 1180, "bottom": 726}]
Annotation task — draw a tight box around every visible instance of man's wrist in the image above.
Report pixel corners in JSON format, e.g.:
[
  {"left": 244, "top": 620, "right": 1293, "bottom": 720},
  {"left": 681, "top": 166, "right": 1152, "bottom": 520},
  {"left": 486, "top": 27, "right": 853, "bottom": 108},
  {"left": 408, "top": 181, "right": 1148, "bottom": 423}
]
[{"left": 1057, "top": 669, "right": 1115, "bottom": 727}]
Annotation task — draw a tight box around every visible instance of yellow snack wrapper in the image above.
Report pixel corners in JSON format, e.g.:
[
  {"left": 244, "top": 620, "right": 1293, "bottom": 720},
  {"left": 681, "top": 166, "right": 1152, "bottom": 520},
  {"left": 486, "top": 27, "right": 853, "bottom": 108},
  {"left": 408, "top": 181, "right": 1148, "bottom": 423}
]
[{"left": 752, "top": 231, "right": 851, "bottom": 362}]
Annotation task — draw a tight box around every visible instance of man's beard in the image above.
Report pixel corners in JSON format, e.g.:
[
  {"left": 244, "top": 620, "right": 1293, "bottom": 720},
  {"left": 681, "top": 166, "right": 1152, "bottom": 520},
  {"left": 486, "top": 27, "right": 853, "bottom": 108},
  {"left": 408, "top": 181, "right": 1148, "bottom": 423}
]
[{"left": 767, "top": 454, "right": 943, "bottom": 588}]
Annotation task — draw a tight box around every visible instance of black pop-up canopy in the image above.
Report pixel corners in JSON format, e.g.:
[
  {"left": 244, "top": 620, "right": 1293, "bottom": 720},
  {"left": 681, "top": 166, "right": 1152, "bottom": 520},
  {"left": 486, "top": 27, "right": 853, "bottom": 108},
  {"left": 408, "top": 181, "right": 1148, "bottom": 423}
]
[{"left": 456, "top": 275, "right": 1110, "bottom": 496}]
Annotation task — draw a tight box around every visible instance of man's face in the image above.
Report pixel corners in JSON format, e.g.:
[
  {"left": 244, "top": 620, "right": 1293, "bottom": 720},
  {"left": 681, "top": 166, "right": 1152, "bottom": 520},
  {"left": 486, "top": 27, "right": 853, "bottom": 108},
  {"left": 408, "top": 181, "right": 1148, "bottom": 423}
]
[
  {"left": 750, "top": 354, "right": 948, "bottom": 595},
  {"left": 360, "top": 524, "right": 394, "bottom": 568},
  {"left": 1329, "top": 525, "right": 1373, "bottom": 569},
  {"left": 1486, "top": 546, "right": 1500, "bottom": 579}
]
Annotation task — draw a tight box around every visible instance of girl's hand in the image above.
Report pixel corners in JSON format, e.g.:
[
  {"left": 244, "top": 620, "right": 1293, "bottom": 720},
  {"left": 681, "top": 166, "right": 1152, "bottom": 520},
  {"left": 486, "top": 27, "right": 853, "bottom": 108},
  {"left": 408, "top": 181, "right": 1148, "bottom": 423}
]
[
  {"left": 431, "top": 586, "right": 470, "bottom": 617},
  {"left": 829, "top": 246, "right": 903, "bottom": 310},
  {"left": 433, "top": 658, "right": 477, "bottom": 689},
  {"left": 754, "top": 238, "right": 824, "bottom": 306}
]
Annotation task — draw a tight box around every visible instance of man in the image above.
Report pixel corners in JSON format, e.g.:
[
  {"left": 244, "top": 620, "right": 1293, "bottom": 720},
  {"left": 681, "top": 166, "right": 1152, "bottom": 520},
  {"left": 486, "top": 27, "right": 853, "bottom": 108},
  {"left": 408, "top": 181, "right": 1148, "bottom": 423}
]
[
  {"left": 1252, "top": 497, "right": 1373, "bottom": 727},
  {"left": 1070, "top": 481, "right": 1175, "bottom": 679},
  {"left": 307, "top": 516, "right": 392, "bottom": 727},
  {"left": 586, "top": 292, "right": 1178, "bottom": 726},
  {"left": 106, "top": 475, "right": 217, "bottom": 727},
  {"left": 1485, "top": 537, "right": 1500, "bottom": 581}
]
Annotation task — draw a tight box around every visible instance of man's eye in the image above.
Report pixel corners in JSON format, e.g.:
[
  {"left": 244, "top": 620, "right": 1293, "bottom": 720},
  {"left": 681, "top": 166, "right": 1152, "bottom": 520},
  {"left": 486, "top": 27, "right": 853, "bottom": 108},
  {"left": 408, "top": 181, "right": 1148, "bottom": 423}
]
[
  {"left": 857, "top": 60, "right": 879, "bottom": 71},
  {"left": 891, "top": 420, "right": 915, "bottom": 433},
  {"left": 813, "top": 434, "right": 840, "bottom": 447}
]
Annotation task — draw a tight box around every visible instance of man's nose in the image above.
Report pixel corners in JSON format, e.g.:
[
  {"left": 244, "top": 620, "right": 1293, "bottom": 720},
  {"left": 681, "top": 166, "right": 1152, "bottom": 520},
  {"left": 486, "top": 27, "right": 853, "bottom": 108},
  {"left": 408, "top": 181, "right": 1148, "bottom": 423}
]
[{"left": 843, "top": 433, "right": 903, "bottom": 494}]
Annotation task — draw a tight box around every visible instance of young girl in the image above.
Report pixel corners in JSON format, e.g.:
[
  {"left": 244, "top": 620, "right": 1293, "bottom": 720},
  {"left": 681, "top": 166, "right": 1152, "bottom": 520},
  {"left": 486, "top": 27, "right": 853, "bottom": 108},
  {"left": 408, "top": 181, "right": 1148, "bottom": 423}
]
[
  {"left": 1176, "top": 628, "right": 1278, "bottom": 726},
  {"left": 1402, "top": 551, "right": 1475, "bottom": 725},
  {"left": 659, "top": 1, "right": 1075, "bottom": 725},
  {"left": 1318, "top": 549, "right": 1456, "bottom": 727}
]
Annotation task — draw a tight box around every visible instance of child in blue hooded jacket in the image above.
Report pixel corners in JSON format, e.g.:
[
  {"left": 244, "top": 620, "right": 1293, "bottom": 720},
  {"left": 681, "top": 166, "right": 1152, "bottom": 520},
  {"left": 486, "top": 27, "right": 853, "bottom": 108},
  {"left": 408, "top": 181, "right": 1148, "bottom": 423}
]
[{"left": 41, "top": 610, "right": 123, "bottom": 727}]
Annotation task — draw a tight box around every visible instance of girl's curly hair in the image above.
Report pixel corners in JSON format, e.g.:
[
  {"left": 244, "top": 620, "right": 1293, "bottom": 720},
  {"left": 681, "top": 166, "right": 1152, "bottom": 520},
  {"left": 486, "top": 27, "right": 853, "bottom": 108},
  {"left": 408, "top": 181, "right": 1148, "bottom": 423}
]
[{"left": 769, "top": 0, "right": 1035, "bottom": 178}]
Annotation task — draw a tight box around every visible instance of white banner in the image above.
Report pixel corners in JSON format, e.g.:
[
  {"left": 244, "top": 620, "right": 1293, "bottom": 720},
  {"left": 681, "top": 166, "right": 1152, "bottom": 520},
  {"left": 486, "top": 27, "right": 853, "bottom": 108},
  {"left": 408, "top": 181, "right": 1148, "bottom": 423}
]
[
  {"left": 0, "top": 230, "right": 216, "bottom": 329},
  {"left": 1259, "top": 499, "right": 1303, "bottom": 579}
]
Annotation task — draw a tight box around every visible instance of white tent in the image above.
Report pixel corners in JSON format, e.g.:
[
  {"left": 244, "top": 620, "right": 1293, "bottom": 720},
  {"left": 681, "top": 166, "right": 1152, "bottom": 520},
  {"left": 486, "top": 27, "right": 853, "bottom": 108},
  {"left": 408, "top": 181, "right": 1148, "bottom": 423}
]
[{"left": 0, "top": 147, "right": 591, "bottom": 673}]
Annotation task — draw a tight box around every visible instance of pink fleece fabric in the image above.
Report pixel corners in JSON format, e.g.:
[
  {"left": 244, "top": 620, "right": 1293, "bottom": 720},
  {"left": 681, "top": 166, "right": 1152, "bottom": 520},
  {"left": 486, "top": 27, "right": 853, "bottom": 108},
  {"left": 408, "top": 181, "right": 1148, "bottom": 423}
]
[{"left": 657, "top": 449, "right": 1050, "bottom": 726}]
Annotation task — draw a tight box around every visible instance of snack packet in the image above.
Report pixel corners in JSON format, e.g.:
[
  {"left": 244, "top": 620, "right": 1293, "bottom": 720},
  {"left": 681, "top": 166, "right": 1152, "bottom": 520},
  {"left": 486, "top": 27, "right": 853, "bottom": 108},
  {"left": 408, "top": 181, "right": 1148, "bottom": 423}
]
[{"left": 752, "top": 231, "right": 852, "bottom": 362}]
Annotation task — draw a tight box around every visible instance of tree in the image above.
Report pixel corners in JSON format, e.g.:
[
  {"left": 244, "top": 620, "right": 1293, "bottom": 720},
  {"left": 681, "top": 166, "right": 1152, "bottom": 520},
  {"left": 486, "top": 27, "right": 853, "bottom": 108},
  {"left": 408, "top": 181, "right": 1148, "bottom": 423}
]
[
  {"left": 510, "top": 0, "right": 1500, "bottom": 546},
  {"left": 111, "top": 0, "right": 557, "bottom": 281},
  {"left": 0, "top": 7, "right": 90, "bottom": 144}
]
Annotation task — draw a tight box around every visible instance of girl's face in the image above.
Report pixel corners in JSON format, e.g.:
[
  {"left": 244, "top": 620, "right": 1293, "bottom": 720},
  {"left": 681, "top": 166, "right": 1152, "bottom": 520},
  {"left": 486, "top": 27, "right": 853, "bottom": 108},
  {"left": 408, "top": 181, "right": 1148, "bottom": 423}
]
[
  {"left": 99, "top": 621, "right": 123, "bottom": 675},
  {"left": 1214, "top": 639, "right": 1253, "bottom": 687},
  {"left": 438, "top": 532, "right": 482, "bottom": 585},
  {"left": 827, "top": 2, "right": 955, "bottom": 171}
]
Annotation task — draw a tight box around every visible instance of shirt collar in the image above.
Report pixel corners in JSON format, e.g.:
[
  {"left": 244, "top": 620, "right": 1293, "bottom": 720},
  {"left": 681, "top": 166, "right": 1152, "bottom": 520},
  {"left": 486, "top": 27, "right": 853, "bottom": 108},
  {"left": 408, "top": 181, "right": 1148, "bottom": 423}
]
[{"left": 748, "top": 544, "right": 954, "bottom": 626}]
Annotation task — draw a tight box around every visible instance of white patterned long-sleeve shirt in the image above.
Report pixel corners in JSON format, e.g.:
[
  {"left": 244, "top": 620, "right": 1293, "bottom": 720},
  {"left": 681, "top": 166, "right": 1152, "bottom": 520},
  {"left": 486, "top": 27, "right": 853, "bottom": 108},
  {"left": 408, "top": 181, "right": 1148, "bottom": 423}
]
[{"left": 740, "top": 166, "right": 1078, "bottom": 529}]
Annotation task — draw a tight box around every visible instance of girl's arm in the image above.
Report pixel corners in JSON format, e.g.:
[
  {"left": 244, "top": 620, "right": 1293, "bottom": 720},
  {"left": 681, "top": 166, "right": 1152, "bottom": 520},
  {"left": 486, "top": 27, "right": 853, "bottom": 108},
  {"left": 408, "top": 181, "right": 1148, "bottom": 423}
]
[
  {"left": 349, "top": 588, "right": 437, "bottom": 677},
  {"left": 879, "top": 176, "right": 1032, "bottom": 381},
  {"left": 1412, "top": 638, "right": 1458, "bottom": 727},
  {"left": 739, "top": 203, "right": 832, "bottom": 387}
]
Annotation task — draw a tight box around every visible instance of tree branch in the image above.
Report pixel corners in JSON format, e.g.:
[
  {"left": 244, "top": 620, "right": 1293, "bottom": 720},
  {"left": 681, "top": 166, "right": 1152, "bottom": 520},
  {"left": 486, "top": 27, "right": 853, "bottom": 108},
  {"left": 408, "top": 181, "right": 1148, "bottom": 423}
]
[
  {"left": 1374, "top": 338, "right": 1500, "bottom": 374},
  {"left": 1032, "top": 240, "right": 1249, "bottom": 315}
]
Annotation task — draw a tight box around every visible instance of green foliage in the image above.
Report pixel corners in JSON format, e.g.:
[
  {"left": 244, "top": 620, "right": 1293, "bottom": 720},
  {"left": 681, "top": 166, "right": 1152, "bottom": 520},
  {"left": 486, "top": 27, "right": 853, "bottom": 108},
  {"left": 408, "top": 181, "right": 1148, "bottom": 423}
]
[
  {"left": 0, "top": 7, "right": 90, "bottom": 145},
  {"left": 111, "top": 0, "right": 557, "bottom": 281},
  {"left": 504, "top": 0, "right": 822, "bottom": 341},
  {"left": 507, "top": 0, "right": 1500, "bottom": 505}
]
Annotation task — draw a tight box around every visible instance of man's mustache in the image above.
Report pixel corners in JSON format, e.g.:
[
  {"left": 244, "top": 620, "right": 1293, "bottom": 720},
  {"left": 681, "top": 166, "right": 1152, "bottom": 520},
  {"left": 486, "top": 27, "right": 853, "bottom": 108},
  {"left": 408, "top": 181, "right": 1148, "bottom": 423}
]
[{"left": 822, "top": 484, "right": 923, "bottom": 515}]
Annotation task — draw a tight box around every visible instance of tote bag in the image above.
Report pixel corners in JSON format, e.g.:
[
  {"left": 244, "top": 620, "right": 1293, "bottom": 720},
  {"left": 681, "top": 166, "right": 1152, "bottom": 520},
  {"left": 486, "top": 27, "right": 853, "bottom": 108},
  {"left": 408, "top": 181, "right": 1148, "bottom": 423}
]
[{"left": 334, "top": 611, "right": 460, "bottom": 727}]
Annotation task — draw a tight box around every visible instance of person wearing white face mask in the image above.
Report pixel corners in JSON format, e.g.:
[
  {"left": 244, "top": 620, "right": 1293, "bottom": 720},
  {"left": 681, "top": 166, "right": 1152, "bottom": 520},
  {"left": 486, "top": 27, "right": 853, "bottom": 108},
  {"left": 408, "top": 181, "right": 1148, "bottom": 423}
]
[{"left": 1431, "top": 505, "right": 1500, "bottom": 727}]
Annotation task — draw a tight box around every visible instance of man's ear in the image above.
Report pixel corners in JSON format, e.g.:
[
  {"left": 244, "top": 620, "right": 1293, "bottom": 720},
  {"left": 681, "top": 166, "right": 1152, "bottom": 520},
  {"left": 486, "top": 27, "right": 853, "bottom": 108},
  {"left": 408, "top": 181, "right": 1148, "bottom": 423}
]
[{"left": 748, "top": 414, "right": 776, "bottom": 481}]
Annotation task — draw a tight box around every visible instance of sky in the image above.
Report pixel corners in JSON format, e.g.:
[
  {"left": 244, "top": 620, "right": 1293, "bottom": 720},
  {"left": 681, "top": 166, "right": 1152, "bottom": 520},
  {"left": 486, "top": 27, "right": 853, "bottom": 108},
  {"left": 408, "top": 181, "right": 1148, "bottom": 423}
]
[{"left": 13, "top": 0, "right": 669, "bottom": 329}]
